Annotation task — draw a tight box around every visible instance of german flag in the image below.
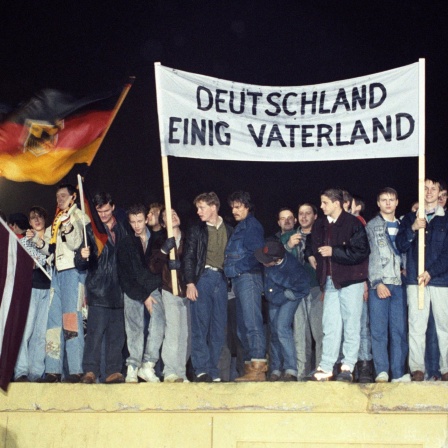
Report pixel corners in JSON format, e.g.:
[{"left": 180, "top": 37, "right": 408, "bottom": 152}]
[{"left": 0, "top": 79, "right": 133, "bottom": 185}]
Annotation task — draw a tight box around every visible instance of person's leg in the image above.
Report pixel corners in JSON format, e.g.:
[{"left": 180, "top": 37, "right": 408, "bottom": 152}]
[
  {"left": 368, "top": 287, "right": 390, "bottom": 377},
  {"left": 190, "top": 271, "right": 214, "bottom": 377},
  {"left": 44, "top": 272, "right": 64, "bottom": 375},
  {"left": 388, "top": 284, "right": 408, "bottom": 380},
  {"left": 293, "top": 298, "right": 309, "bottom": 379},
  {"left": 317, "top": 278, "right": 343, "bottom": 374},
  {"left": 144, "top": 289, "right": 165, "bottom": 364},
  {"left": 27, "top": 288, "right": 51, "bottom": 381},
  {"left": 407, "top": 285, "right": 430, "bottom": 375},
  {"left": 308, "top": 286, "right": 324, "bottom": 371},
  {"left": 233, "top": 279, "right": 250, "bottom": 363},
  {"left": 161, "top": 290, "right": 186, "bottom": 379},
  {"left": 61, "top": 269, "right": 85, "bottom": 375},
  {"left": 268, "top": 304, "right": 282, "bottom": 377},
  {"left": 14, "top": 288, "right": 39, "bottom": 379},
  {"left": 232, "top": 273, "right": 265, "bottom": 360},
  {"left": 82, "top": 305, "right": 107, "bottom": 378},
  {"left": 123, "top": 294, "right": 144, "bottom": 368},
  {"left": 105, "top": 308, "right": 126, "bottom": 376},
  {"left": 425, "top": 305, "right": 440, "bottom": 378},
  {"left": 358, "top": 296, "right": 373, "bottom": 361},
  {"left": 339, "top": 282, "right": 364, "bottom": 372},
  {"left": 208, "top": 272, "right": 228, "bottom": 380},
  {"left": 277, "top": 299, "right": 301, "bottom": 377},
  {"left": 428, "top": 286, "right": 448, "bottom": 376},
  {"left": 177, "top": 297, "right": 190, "bottom": 379}
]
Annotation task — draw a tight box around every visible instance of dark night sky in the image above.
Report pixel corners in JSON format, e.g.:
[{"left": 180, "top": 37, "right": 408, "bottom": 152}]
[{"left": 1, "top": 1, "right": 447, "bottom": 235}]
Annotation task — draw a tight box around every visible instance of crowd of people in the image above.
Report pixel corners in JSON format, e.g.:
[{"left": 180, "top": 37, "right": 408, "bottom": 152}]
[{"left": 2, "top": 177, "right": 448, "bottom": 384}]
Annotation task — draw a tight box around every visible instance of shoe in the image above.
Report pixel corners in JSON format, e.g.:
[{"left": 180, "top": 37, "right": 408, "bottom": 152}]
[
  {"left": 164, "top": 373, "right": 182, "bottom": 383},
  {"left": 391, "top": 374, "right": 411, "bottom": 383},
  {"left": 138, "top": 361, "right": 160, "bottom": 383},
  {"left": 234, "top": 359, "right": 268, "bottom": 382},
  {"left": 63, "top": 373, "right": 83, "bottom": 383},
  {"left": 14, "top": 375, "right": 29, "bottom": 382},
  {"left": 309, "top": 367, "right": 333, "bottom": 382},
  {"left": 375, "top": 371, "right": 389, "bottom": 383},
  {"left": 126, "top": 365, "right": 138, "bottom": 383},
  {"left": 195, "top": 373, "right": 212, "bottom": 383},
  {"left": 80, "top": 372, "right": 96, "bottom": 384},
  {"left": 105, "top": 372, "right": 125, "bottom": 384},
  {"left": 283, "top": 373, "right": 297, "bottom": 382},
  {"left": 269, "top": 373, "right": 281, "bottom": 382},
  {"left": 411, "top": 370, "right": 424, "bottom": 382},
  {"left": 336, "top": 365, "right": 353, "bottom": 383},
  {"left": 427, "top": 375, "right": 440, "bottom": 381},
  {"left": 212, "top": 378, "right": 221, "bottom": 382},
  {"left": 37, "top": 373, "right": 61, "bottom": 383},
  {"left": 441, "top": 372, "right": 448, "bottom": 381},
  {"left": 357, "top": 360, "right": 374, "bottom": 383}
]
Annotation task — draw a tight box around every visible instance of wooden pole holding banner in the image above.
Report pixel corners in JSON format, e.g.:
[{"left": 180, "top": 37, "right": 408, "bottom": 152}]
[
  {"left": 154, "top": 62, "right": 178, "bottom": 296},
  {"left": 418, "top": 58, "right": 426, "bottom": 309},
  {"left": 161, "top": 156, "right": 179, "bottom": 296}
]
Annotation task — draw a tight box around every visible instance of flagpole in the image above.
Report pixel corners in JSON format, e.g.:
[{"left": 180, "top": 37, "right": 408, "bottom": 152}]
[
  {"left": 77, "top": 174, "right": 88, "bottom": 252},
  {"left": 417, "top": 58, "right": 426, "bottom": 310},
  {"left": 161, "top": 156, "right": 179, "bottom": 297},
  {"left": 0, "top": 217, "right": 51, "bottom": 281},
  {"left": 86, "top": 76, "right": 135, "bottom": 167},
  {"left": 155, "top": 62, "right": 178, "bottom": 296}
]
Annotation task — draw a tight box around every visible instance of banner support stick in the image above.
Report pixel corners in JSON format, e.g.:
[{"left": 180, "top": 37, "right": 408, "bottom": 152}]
[
  {"left": 417, "top": 58, "right": 426, "bottom": 310},
  {"left": 161, "top": 155, "right": 179, "bottom": 296}
]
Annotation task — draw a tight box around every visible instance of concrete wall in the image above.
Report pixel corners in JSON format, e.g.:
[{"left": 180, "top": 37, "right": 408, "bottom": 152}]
[{"left": 1, "top": 382, "right": 448, "bottom": 447}]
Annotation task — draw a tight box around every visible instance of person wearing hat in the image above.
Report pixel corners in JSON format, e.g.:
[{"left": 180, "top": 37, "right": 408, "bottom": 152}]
[{"left": 255, "top": 241, "right": 310, "bottom": 381}]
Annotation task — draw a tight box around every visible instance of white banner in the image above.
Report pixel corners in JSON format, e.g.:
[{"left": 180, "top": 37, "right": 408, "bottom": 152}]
[{"left": 155, "top": 62, "right": 419, "bottom": 162}]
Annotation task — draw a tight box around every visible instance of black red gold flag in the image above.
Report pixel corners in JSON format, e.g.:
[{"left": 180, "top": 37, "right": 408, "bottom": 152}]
[{"left": 0, "top": 78, "right": 134, "bottom": 184}]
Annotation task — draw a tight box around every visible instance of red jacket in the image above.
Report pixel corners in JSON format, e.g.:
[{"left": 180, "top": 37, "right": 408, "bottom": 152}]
[{"left": 308, "top": 211, "right": 370, "bottom": 290}]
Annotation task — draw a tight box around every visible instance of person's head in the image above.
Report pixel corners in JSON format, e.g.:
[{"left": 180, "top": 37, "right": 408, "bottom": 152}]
[
  {"left": 8, "top": 213, "right": 29, "bottom": 234},
  {"left": 298, "top": 203, "right": 318, "bottom": 231},
  {"left": 127, "top": 204, "right": 148, "bottom": 237},
  {"left": 277, "top": 208, "right": 296, "bottom": 233},
  {"left": 376, "top": 187, "right": 399, "bottom": 217},
  {"left": 28, "top": 206, "right": 48, "bottom": 232},
  {"left": 320, "top": 188, "right": 344, "bottom": 219},
  {"left": 147, "top": 202, "right": 163, "bottom": 229},
  {"left": 425, "top": 178, "right": 441, "bottom": 208},
  {"left": 351, "top": 195, "right": 365, "bottom": 217},
  {"left": 438, "top": 180, "right": 447, "bottom": 209},
  {"left": 93, "top": 192, "right": 115, "bottom": 226},
  {"left": 159, "top": 207, "right": 181, "bottom": 228},
  {"left": 56, "top": 183, "right": 77, "bottom": 210},
  {"left": 194, "top": 192, "right": 220, "bottom": 223},
  {"left": 255, "top": 241, "right": 286, "bottom": 267},
  {"left": 228, "top": 191, "right": 253, "bottom": 222},
  {"left": 342, "top": 190, "right": 353, "bottom": 212}
]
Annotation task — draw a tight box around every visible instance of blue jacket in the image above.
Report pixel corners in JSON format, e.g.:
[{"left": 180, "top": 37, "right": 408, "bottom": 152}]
[
  {"left": 396, "top": 207, "right": 448, "bottom": 286},
  {"left": 366, "top": 214, "right": 402, "bottom": 288},
  {"left": 263, "top": 252, "right": 310, "bottom": 306},
  {"left": 224, "top": 213, "right": 264, "bottom": 278}
]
